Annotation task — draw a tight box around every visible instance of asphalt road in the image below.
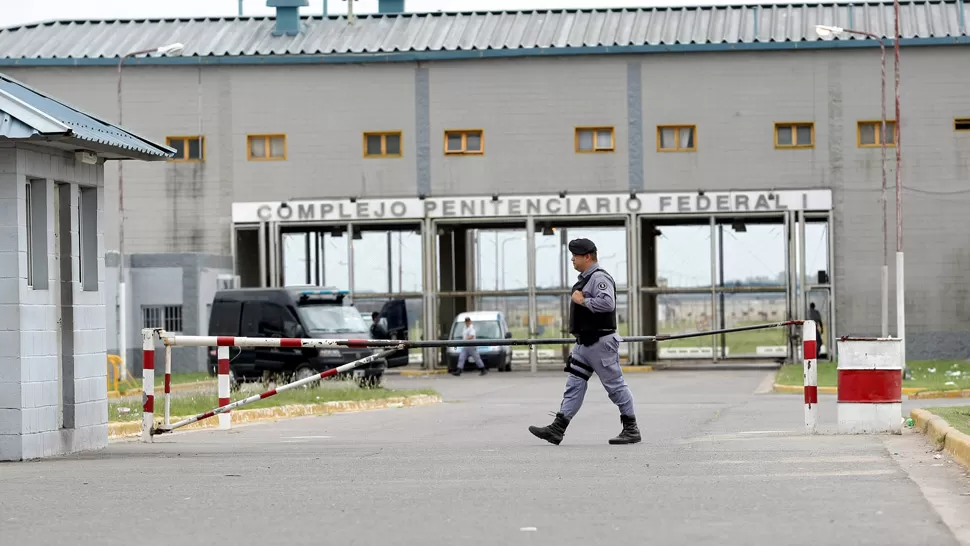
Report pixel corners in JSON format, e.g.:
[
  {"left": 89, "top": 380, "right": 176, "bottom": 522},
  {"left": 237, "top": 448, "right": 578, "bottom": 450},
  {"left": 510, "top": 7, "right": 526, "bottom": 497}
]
[{"left": 3, "top": 369, "right": 970, "bottom": 546}]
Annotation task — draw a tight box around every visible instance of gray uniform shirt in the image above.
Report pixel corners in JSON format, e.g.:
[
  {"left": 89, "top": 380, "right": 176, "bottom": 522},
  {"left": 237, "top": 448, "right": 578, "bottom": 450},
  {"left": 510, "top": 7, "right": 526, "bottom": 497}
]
[{"left": 577, "top": 263, "right": 616, "bottom": 314}]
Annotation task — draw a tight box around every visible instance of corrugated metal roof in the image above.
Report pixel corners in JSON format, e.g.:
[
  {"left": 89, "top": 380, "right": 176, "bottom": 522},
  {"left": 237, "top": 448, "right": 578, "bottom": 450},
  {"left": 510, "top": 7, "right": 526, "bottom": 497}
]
[
  {"left": 0, "top": 73, "right": 174, "bottom": 159},
  {"left": 0, "top": 1, "right": 966, "bottom": 61}
]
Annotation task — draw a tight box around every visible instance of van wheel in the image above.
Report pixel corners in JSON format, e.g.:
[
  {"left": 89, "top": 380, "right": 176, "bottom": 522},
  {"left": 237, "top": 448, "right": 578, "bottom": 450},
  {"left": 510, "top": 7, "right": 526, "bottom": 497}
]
[{"left": 293, "top": 365, "right": 319, "bottom": 387}]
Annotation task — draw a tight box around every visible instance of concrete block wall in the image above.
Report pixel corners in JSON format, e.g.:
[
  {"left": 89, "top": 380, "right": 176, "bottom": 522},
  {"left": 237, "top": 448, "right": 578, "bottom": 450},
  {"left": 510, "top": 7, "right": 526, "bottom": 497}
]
[
  {"left": 103, "top": 252, "right": 233, "bottom": 377},
  {"left": 0, "top": 145, "right": 108, "bottom": 461}
]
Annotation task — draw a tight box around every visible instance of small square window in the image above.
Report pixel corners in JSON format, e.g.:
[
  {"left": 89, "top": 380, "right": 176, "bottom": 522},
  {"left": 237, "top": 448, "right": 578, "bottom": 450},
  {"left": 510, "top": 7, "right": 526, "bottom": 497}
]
[
  {"left": 248, "top": 134, "right": 286, "bottom": 161},
  {"left": 165, "top": 136, "right": 204, "bottom": 162},
  {"left": 444, "top": 130, "right": 484, "bottom": 155},
  {"left": 657, "top": 125, "right": 696, "bottom": 152},
  {"left": 774, "top": 123, "right": 814, "bottom": 149},
  {"left": 363, "top": 132, "right": 403, "bottom": 158},
  {"left": 955, "top": 118, "right": 970, "bottom": 132},
  {"left": 575, "top": 127, "right": 615, "bottom": 153},
  {"left": 857, "top": 121, "right": 896, "bottom": 148}
]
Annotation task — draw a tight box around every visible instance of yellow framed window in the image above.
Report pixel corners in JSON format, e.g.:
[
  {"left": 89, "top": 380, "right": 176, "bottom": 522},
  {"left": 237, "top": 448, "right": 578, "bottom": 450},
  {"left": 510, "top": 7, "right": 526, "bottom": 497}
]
[
  {"left": 774, "top": 122, "right": 814, "bottom": 149},
  {"left": 166, "top": 136, "right": 204, "bottom": 162},
  {"left": 364, "top": 132, "right": 403, "bottom": 158},
  {"left": 657, "top": 125, "right": 696, "bottom": 152},
  {"left": 247, "top": 134, "right": 286, "bottom": 161},
  {"left": 954, "top": 118, "right": 970, "bottom": 132},
  {"left": 857, "top": 120, "right": 896, "bottom": 148},
  {"left": 575, "top": 127, "right": 615, "bottom": 153},
  {"left": 444, "top": 130, "right": 483, "bottom": 155}
]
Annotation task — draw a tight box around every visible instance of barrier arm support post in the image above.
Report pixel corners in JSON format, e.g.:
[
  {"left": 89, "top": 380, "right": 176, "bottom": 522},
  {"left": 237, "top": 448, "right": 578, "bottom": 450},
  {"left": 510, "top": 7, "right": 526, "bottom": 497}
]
[
  {"left": 141, "top": 328, "right": 157, "bottom": 442},
  {"left": 803, "top": 320, "right": 818, "bottom": 434},
  {"left": 217, "top": 346, "right": 231, "bottom": 430},
  {"left": 164, "top": 344, "right": 172, "bottom": 427}
]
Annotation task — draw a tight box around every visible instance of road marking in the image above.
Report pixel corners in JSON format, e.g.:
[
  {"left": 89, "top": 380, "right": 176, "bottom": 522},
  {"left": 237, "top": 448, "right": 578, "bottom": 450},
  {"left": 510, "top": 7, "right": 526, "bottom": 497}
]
[{"left": 282, "top": 435, "right": 332, "bottom": 439}]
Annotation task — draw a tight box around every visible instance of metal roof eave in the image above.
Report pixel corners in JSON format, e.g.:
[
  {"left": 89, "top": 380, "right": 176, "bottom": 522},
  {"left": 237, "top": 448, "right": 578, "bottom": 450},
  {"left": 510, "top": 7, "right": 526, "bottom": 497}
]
[
  {"left": 0, "top": 36, "right": 967, "bottom": 67},
  {"left": 17, "top": 133, "right": 174, "bottom": 161}
]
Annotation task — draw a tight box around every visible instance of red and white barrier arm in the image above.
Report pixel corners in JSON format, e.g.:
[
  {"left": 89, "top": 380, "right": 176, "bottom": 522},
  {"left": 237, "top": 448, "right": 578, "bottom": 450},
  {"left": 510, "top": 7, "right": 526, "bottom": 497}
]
[
  {"left": 159, "top": 320, "right": 804, "bottom": 350},
  {"left": 803, "top": 320, "right": 818, "bottom": 434},
  {"left": 149, "top": 345, "right": 405, "bottom": 437}
]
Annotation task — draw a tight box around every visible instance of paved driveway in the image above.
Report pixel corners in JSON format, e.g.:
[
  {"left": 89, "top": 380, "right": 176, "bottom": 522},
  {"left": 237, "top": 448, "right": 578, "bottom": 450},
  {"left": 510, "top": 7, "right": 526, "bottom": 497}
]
[{"left": 2, "top": 370, "right": 969, "bottom": 546}]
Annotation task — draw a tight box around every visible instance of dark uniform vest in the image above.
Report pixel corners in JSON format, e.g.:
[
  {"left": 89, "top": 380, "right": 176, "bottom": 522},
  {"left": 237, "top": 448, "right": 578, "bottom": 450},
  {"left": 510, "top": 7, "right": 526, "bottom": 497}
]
[{"left": 568, "top": 268, "right": 618, "bottom": 340}]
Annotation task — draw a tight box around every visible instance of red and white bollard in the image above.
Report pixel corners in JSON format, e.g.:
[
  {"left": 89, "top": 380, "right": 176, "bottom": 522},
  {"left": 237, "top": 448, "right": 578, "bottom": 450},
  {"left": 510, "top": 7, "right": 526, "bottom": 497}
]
[
  {"left": 803, "top": 320, "right": 818, "bottom": 434},
  {"left": 217, "top": 346, "right": 231, "bottom": 430},
  {"left": 836, "top": 336, "right": 904, "bottom": 434},
  {"left": 141, "top": 329, "right": 156, "bottom": 442}
]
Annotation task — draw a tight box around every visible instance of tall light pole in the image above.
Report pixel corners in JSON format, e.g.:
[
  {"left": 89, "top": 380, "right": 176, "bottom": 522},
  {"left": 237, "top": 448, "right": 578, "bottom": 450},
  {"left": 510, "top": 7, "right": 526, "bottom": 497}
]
[
  {"left": 116, "top": 42, "right": 184, "bottom": 379},
  {"left": 892, "top": 0, "right": 907, "bottom": 378},
  {"left": 815, "top": 25, "right": 890, "bottom": 338}
]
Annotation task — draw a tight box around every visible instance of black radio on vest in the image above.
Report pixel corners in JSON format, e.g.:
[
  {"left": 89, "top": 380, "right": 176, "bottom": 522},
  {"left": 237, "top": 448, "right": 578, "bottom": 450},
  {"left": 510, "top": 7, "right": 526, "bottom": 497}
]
[{"left": 568, "top": 270, "right": 617, "bottom": 345}]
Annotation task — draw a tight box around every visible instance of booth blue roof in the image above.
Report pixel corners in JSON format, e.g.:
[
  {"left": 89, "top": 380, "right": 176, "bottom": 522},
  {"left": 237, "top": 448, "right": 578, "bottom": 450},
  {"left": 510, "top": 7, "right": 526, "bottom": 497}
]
[{"left": 0, "top": 73, "right": 175, "bottom": 160}]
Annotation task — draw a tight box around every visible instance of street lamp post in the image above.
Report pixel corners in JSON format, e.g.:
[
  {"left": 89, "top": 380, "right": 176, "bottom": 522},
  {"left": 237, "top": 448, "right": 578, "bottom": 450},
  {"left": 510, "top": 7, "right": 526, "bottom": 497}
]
[
  {"left": 815, "top": 25, "right": 890, "bottom": 339},
  {"left": 115, "top": 42, "right": 184, "bottom": 379}
]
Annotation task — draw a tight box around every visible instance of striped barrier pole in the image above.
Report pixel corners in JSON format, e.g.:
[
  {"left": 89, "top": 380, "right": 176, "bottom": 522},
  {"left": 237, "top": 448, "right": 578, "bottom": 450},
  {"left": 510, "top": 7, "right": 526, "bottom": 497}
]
[
  {"left": 803, "top": 320, "right": 818, "bottom": 434},
  {"left": 149, "top": 345, "right": 404, "bottom": 437},
  {"left": 141, "top": 328, "right": 156, "bottom": 442},
  {"left": 217, "top": 346, "right": 231, "bottom": 430},
  {"left": 164, "top": 344, "right": 172, "bottom": 427},
  {"left": 159, "top": 320, "right": 804, "bottom": 350}
]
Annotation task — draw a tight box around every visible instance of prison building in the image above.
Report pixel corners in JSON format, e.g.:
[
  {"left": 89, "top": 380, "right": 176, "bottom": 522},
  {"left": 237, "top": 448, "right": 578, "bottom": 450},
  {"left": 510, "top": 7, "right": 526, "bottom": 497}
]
[{"left": 0, "top": 0, "right": 968, "bottom": 372}]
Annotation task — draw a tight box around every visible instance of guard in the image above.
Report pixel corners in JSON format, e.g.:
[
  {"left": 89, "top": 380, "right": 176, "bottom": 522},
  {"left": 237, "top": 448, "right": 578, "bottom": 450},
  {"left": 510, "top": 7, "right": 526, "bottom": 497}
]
[{"left": 528, "top": 238, "right": 641, "bottom": 445}]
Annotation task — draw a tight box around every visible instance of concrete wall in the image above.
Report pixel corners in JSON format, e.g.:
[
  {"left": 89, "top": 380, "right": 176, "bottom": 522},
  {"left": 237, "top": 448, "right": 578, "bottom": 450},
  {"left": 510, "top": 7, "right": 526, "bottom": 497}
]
[
  {"left": 104, "top": 252, "right": 232, "bottom": 376},
  {"left": 0, "top": 144, "right": 108, "bottom": 461},
  {"left": 4, "top": 45, "right": 970, "bottom": 359}
]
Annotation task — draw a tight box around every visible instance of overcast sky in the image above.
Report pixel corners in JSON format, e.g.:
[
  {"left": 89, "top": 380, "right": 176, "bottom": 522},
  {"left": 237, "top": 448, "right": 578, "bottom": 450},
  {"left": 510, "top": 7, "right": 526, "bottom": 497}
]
[{"left": 2, "top": 0, "right": 756, "bottom": 27}]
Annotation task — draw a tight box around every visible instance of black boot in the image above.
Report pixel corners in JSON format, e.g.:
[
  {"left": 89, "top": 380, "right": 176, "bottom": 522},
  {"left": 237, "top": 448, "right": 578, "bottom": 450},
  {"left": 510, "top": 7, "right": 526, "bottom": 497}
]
[
  {"left": 529, "top": 412, "right": 570, "bottom": 445},
  {"left": 608, "top": 414, "right": 642, "bottom": 445}
]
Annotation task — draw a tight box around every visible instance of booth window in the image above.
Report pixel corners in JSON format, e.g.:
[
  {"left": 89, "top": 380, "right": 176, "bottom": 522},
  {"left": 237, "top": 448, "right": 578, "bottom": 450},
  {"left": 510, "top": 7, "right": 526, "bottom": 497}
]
[
  {"left": 25, "top": 178, "right": 48, "bottom": 290},
  {"left": 247, "top": 134, "right": 287, "bottom": 161},
  {"left": 955, "top": 118, "right": 970, "bottom": 131}
]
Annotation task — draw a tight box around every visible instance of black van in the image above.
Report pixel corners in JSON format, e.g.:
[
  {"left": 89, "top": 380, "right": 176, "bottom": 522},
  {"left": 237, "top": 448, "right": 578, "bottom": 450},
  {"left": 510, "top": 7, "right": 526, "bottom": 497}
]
[{"left": 205, "top": 287, "right": 409, "bottom": 389}]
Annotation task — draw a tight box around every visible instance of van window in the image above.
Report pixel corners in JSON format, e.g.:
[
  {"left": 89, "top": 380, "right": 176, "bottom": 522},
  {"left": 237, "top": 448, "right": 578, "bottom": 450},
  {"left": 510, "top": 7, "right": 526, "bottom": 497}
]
[
  {"left": 451, "top": 320, "right": 502, "bottom": 340},
  {"left": 258, "top": 302, "right": 303, "bottom": 338},
  {"left": 297, "top": 305, "right": 368, "bottom": 334},
  {"left": 209, "top": 300, "right": 241, "bottom": 335}
]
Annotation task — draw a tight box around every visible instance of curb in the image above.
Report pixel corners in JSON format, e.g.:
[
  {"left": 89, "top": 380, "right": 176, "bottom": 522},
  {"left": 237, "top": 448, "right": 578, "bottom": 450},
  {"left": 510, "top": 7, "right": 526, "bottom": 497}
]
[
  {"left": 910, "top": 408, "right": 970, "bottom": 470},
  {"left": 107, "top": 393, "right": 442, "bottom": 439},
  {"left": 909, "top": 389, "right": 970, "bottom": 400},
  {"left": 773, "top": 383, "right": 925, "bottom": 395}
]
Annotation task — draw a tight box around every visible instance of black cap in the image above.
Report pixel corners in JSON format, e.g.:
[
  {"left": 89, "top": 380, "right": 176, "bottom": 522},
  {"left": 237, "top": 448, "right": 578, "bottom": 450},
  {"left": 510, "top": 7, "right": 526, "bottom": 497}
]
[{"left": 568, "top": 238, "right": 597, "bottom": 255}]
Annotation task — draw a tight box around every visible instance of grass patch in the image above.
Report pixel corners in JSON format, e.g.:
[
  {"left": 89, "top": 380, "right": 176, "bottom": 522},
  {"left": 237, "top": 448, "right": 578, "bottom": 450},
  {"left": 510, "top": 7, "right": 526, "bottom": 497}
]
[
  {"left": 776, "top": 359, "right": 970, "bottom": 391},
  {"left": 154, "top": 372, "right": 212, "bottom": 388},
  {"left": 923, "top": 406, "right": 970, "bottom": 436},
  {"left": 108, "top": 381, "right": 438, "bottom": 423}
]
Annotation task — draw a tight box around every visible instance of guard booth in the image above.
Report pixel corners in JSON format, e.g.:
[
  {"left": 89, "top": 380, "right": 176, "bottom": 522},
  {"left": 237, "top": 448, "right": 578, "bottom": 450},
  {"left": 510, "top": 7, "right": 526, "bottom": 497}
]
[
  {"left": 0, "top": 73, "right": 174, "bottom": 461},
  {"left": 230, "top": 189, "right": 834, "bottom": 370}
]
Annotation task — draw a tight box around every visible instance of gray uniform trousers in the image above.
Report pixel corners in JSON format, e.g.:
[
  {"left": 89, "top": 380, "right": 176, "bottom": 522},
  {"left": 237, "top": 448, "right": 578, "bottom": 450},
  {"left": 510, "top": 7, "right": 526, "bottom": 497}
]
[
  {"left": 560, "top": 332, "right": 636, "bottom": 419},
  {"left": 457, "top": 346, "right": 485, "bottom": 370}
]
